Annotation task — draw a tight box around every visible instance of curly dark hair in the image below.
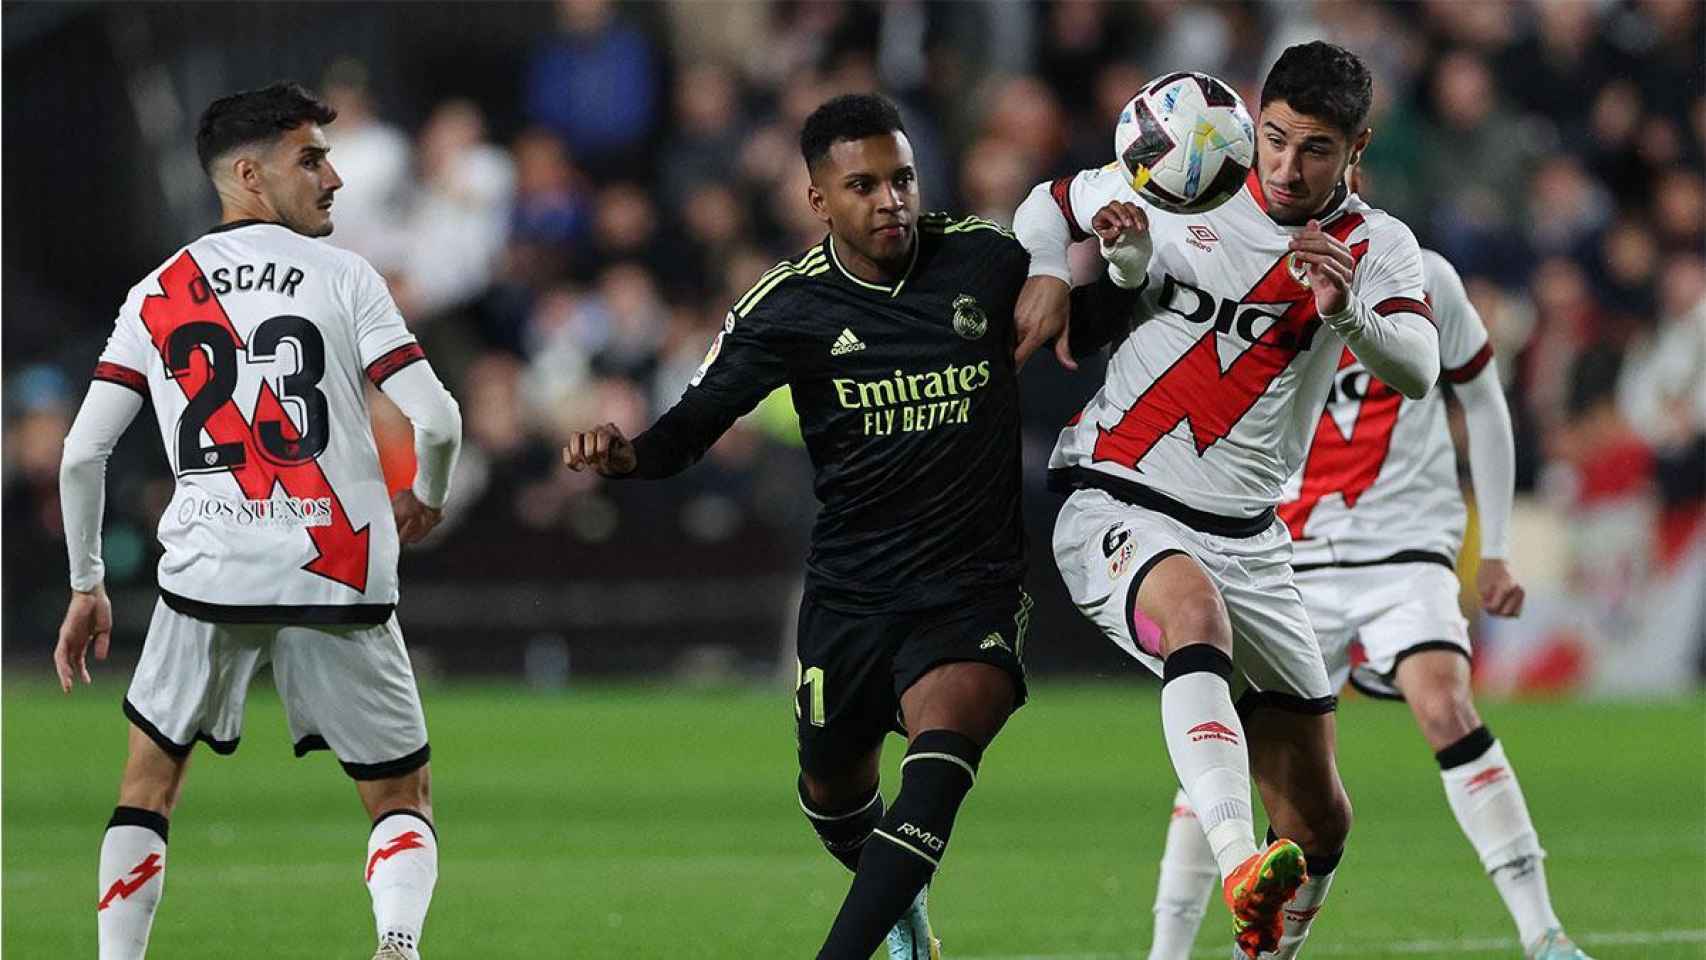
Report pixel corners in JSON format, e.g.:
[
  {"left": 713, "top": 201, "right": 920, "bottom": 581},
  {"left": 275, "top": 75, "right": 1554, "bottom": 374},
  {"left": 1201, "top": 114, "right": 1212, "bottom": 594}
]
[
  {"left": 799, "top": 93, "right": 908, "bottom": 169},
  {"left": 1259, "top": 41, "right": 1374, "bottom": 136},
  {"left": 195, "top": 81, "right": 337, "bottom": 174}
]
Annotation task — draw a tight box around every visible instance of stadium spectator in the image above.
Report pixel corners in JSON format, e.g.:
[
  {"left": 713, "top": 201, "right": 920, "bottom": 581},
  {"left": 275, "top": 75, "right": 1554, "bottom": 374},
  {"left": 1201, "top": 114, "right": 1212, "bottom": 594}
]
[{"left": 524, "top": 0, "right": 659, "bottom": 177}]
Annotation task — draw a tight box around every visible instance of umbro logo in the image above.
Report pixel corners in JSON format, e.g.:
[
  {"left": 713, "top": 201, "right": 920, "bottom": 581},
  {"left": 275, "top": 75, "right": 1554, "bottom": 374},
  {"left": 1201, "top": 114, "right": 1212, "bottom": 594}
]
[
  {"left": 830, "top": 328, "right": 866, "bottom": 356},
  {"left": 1466, "top": 766, "right": 1509, "bottom": 794},
  {"left": 1186, "top": 224, "right": 1219, "bottom": 252},
  {"left": 1186, "top": 720, "right": 1240, "bottom": 745},
  {"left": 979, "top": 632, "right": 1010, "bottom": 653}
]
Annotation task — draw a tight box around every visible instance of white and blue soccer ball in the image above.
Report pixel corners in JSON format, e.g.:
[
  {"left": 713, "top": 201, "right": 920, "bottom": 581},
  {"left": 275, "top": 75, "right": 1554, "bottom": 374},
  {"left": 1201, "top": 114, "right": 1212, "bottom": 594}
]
[{"left": 1114, "top": 71, "right": 1256, "bottom": 214}]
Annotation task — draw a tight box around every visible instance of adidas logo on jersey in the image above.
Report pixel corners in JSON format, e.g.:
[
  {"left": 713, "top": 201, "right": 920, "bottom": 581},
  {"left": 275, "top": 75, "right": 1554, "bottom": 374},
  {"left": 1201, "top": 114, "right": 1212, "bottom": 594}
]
[{"left": 830, "top": 328, "right": 866, "bottom": 356}]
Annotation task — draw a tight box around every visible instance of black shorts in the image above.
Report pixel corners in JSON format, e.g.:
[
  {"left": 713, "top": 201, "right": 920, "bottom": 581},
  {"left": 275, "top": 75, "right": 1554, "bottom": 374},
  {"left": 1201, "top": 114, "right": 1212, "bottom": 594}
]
[{"left": 794, "top": 584, "right": 1031, "bottom": 777}]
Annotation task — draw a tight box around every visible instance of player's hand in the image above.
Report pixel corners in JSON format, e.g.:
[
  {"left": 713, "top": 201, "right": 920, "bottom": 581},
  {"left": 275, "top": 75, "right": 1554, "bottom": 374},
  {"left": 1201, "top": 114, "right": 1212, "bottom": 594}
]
[
  {"left": 1091, "top": 201, "right": 1151, "bottom": 290},
  {"left": 1287, "top": 219, "right": 1356, "bottom": 316},
  {"left": 1477, "top": 559, "right": 1525, "bottom": 618},
  {"left": 54, "top": 584, "right": 112, "bottom": 694},
  {"left": 1090, "top": 200, "right": 1147, "bottom": 247},
  {"left": 392, "top": 488, "right": 444, "bottom": 545},
  {"left": 562, "top": 422, "right": 637, "bottom": 477},
  {"left": 1014, "top": 276, "right": 1072, "bottom": 371}
]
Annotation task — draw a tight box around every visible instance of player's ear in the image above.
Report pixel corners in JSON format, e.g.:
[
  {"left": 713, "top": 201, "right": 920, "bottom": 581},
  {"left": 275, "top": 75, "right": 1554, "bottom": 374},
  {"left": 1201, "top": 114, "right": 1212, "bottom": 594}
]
[
  {"left": 1349, "top": 128, "right": 1372, "bottom": 165},
  {"left": 232, "top": 155, "right": 263, "bottom": 194},
  {"left": 806, "top": 182, "right": 830, "bottom": 225}
]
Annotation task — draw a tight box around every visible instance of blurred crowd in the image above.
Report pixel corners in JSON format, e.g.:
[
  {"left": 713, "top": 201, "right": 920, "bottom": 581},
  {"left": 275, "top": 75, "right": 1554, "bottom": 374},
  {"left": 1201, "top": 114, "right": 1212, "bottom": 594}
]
[{"left": 6, "top": 0, "right": 1704, "bottom": 657}]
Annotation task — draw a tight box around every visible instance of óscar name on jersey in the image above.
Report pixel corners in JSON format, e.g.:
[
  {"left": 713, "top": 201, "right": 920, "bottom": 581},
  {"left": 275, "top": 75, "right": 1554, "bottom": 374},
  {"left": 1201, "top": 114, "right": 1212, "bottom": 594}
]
[{"left": 188, "top": 261, "right": 305, "bottom": 303}]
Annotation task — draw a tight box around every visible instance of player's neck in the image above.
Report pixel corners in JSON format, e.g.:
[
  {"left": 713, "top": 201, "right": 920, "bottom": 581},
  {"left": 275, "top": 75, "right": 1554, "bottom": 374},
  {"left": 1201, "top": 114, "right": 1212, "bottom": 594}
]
[{"left": 832, "top": 234, "right": 914, "bottom": 285}]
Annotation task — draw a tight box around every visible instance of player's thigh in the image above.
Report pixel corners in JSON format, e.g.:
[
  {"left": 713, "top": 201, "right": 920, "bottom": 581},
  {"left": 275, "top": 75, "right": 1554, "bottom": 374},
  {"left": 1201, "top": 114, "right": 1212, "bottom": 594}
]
[
  {"left": 1052, "top": 489, "right": 1227, "bottom": 672},
  {"left": 1348, "top": 563, "right": 1472, "bottom": 703},
  {"left": 794, "top": 593, "right": 898, "bottom": 783},
  {"left": 126, "top": 599, "right": 269, "bottom": 760},
  {"left": 893, "top": 585, "right": 1032, "bottom": 746},
  {"left": 271, "top": 615, "right": 430, "bottom": 781},
  {"left": 1215, "top": 524, "right": 1335, "bottom": 709}
]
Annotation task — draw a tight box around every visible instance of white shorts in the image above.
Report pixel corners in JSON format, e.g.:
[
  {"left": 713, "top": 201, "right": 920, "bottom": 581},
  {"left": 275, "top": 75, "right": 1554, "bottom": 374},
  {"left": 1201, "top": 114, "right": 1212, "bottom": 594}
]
[
  {"left": 124, "top": 600, "right": 429, "bottom": 780},
  {"left": 1296, "top": 562, "right": 1471, "bottom": 700},
  {"left": 1053, "top": 488, "right": 1335, "bottom": 709}
]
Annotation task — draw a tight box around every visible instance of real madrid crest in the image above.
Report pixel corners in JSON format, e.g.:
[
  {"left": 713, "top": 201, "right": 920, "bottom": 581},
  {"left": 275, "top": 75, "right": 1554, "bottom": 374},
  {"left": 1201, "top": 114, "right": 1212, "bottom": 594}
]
[{"left": 951, "top": 294, "right": 987, "bottom": 340}]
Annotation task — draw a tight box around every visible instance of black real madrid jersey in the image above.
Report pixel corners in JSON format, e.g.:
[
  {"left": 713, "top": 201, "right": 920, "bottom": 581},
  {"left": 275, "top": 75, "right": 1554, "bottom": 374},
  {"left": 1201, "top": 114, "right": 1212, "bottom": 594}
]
[{"left": 629, "top": 214, "right": 1032, "bottom": 612}]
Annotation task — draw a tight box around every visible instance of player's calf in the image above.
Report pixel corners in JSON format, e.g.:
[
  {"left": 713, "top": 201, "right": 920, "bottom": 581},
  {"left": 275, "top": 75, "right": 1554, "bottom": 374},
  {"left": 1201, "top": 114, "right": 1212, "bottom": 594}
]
[
  {"left": 1434, "top": 725, "right": 1565, "bottom": 951},
  {"left": 816, "top": 730, "right": 982, "bottom": 960},
  {"left": 98, "top": 806, "right": 169, "bottom": 960},
  {"left": 360, "top": 768, "right": 437, "bottom": 960},
  {"left": 798, "top": 775, "right": 884, "bottom": 872}
]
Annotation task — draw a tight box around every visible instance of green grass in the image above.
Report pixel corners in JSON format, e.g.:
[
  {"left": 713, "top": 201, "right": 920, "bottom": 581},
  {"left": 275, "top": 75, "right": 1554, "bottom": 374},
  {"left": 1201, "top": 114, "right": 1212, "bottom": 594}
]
[{"left": 5, "top": 680, "right": 1703, "bottom": 958}]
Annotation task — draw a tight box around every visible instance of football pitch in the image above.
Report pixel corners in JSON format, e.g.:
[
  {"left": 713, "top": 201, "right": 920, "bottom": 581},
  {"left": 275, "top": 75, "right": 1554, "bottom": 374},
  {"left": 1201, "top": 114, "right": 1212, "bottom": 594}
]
[{"left": 5, "top": 680, "right": 1703, "bottom": 959}]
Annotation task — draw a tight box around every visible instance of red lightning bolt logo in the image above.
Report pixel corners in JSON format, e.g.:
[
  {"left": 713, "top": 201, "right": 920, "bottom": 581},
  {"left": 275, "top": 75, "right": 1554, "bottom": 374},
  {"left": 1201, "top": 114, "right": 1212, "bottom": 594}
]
[
  {"left": 98, "top": 853, "right": 163, "bottom": 911},
  {"left": 366, "top": 831, "right": 427, "bottom": 881},
  {"left": 140, "top": 251, "right": 370, "bottom": 591}
]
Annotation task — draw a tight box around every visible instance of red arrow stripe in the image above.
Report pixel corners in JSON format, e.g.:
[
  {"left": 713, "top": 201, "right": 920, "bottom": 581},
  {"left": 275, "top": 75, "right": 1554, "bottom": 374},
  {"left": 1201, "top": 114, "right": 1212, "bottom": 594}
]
[{"left": 140, "top": 251, "right": 370, "bottom": 592}]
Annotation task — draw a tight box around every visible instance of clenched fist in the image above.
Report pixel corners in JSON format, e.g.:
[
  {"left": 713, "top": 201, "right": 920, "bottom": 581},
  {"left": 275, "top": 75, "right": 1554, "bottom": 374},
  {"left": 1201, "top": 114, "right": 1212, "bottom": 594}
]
[{"left": 562, "top": 422, "right": 637, "bottom": 477}]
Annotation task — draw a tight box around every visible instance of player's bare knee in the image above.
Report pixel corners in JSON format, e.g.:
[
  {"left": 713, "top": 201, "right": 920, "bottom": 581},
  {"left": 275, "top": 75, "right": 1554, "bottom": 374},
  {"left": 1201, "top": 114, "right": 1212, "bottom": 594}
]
[
  {"left": 1155, "top": 589, "right": 1232, "bottom": 655},
  {"left": 360, "top": 765, "right": 431, "bottom": 821},
  {"left": 1414, "top": 689, "right": 1481, "bottom": 752}
]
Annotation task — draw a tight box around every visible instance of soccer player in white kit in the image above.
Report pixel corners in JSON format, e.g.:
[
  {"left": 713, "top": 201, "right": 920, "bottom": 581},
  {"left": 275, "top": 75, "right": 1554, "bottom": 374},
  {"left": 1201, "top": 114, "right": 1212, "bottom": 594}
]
[
  {"left": 54, "top": 83, "right": 462, "bottom": 960},
  {"left": 1137, "top": 234, "right": 1593, "bottom": 959},
  {"left": 1011, "top": 43, "right": 1439, "bottom": 957}
]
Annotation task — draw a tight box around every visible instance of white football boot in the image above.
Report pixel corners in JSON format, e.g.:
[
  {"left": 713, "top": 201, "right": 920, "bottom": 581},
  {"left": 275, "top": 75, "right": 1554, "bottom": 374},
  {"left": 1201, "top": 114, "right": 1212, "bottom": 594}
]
[{"left": 886, "top": 886, "right": 941, "bottom": 960}]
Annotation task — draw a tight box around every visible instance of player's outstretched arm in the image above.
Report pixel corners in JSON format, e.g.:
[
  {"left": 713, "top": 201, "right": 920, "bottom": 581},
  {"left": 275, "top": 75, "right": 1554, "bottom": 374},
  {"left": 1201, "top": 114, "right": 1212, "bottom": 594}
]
[
  {"left": 56, "top": 379, "right": 143, "bottom": 692},
  {"left": 1453, "top": 362, "right": 1524, "bottom": 616},
  {"left": 1014, "top": 170, "right": 1135, "bottom": 369},
  {"left": 1291, "top": 219, "right": 1439, "bottom": 398},
  {"left": 562, "top": 422, "right": 637, "bottom": 477}
]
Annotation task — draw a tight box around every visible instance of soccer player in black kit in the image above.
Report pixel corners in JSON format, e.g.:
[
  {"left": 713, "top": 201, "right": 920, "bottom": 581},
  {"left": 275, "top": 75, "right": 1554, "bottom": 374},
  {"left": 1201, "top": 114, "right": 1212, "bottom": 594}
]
[{"left": 564, "top": 94, "right": 1134, "bottom": 959}]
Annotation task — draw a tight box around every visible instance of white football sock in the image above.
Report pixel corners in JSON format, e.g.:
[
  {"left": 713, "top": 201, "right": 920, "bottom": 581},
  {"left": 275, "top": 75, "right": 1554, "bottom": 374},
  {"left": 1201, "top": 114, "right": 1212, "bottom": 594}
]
[
  {"left": 1147, "top": 789, "right": 1218, "bottom": 960},
  {"left": 1264, "top": 867, "right": 1335, "bottom": 958},
  {"left": 98, "top": 810, "right": 168, "bottom": 960},
  {"left": 1160, "top": 665, "right": 1257, "bottom": 878},
  {"left": 1440, "top": 736, "right": 1559, "bottom": 946},
  {"left": 365, "top": 812, "right": 438, "bottom": 960}
]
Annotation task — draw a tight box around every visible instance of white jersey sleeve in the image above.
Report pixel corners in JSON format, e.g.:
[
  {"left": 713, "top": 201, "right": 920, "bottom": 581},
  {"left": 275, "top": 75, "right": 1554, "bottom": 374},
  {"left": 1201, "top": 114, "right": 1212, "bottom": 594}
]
[
  {"left": 1424, "top": 248, "right": 1494, "bottom": 382},
  {"left": 349, "top": 258, "right": 418, "bottom": 372},
  {"left": 1014, "top": 165, "right": 1138, "bottom": 281},
  {"left": 61, "top": 381, "right": 145, "bottom": 590},
  {"left": 1326, "top": 218, "right": 1438, "bottom": 398}
]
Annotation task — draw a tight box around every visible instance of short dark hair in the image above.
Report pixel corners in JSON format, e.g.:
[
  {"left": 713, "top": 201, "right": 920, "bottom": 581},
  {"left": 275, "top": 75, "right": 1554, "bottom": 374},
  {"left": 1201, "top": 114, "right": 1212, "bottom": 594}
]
[
  {"left": 195, "top": 81, "right": 337, "bottom": 174},
  {"left": 1259, "top": 41, "right": 1373, "bottom": 136},
  {"left": 799, "top": 93, "right": 907, "bottom": 169}
]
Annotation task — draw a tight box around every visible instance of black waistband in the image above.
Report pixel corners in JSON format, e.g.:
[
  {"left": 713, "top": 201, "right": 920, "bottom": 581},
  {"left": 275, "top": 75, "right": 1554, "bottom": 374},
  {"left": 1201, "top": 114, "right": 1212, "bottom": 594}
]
[
  {"left": 1048, "top": 466, "right": 1275, "bottom": 538},
  {"left": 161, "top": 589, "right": 393, "bottom": 627},
  {"left": 1290, "top": 549, "right": 1455, "bottom": 573}
]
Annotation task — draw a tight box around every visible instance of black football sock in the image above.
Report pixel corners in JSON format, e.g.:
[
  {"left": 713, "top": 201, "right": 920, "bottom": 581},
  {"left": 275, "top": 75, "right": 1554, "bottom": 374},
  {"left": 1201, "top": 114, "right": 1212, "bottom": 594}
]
[
  {"left": 815, "top": 730, "right": 982, "bottom": 960},
  {"left": 798, "top": 775, "right": 884, "bottom": 873}
]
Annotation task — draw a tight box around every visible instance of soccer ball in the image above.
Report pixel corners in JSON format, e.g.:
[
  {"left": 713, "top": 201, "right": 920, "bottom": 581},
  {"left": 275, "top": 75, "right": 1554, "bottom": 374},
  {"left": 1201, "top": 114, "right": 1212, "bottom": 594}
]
[{"left": 1114, "top": 71, "right": 1256, "bottom": 214}]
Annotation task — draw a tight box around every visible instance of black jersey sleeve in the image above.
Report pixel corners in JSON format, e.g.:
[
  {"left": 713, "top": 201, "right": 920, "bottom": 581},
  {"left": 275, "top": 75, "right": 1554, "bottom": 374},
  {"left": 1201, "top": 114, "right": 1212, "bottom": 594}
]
[
  {"left": 1065, "top": 270, "right": 1145, "bottom": 358},
  {"left": 628, "top": 307, "right": 790, "bottom": 479}
]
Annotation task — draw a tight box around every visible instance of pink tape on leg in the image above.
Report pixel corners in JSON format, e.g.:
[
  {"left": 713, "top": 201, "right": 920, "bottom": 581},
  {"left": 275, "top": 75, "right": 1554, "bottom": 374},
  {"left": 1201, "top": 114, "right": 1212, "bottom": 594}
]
[{"left": 1129, "top": 604, "right": 1164, "bottom": 657}]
